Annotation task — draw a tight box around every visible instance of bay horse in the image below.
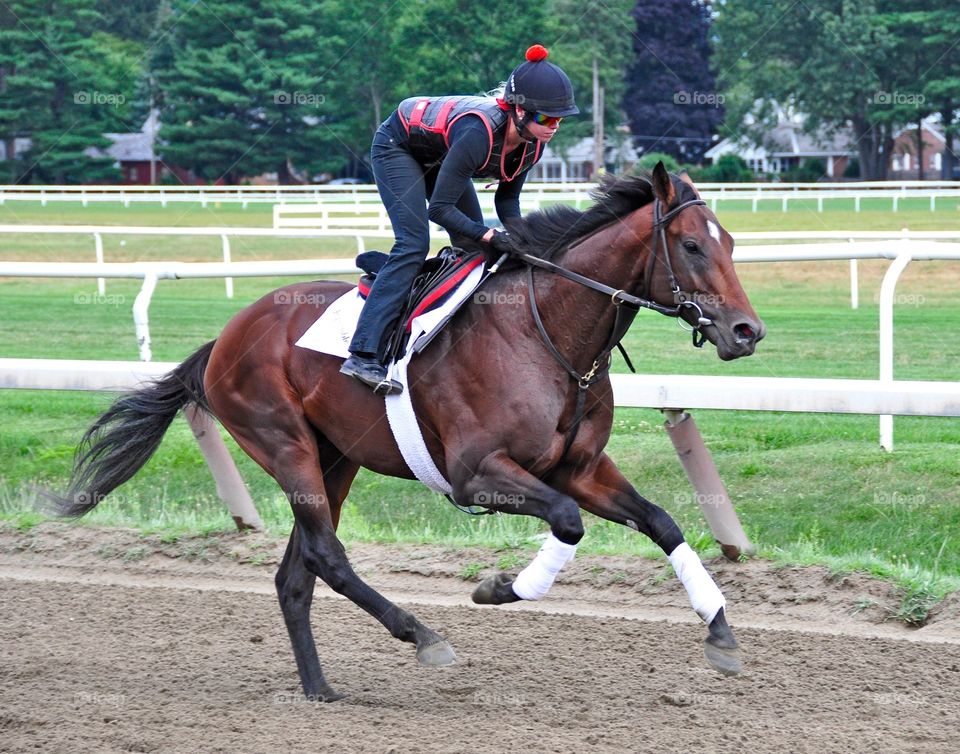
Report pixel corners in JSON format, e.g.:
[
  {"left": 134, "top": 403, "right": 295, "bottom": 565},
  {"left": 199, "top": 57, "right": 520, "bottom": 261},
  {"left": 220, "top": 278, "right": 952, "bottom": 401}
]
[{"left": 46, "top": 163, "right": 765, "bottom": 701}]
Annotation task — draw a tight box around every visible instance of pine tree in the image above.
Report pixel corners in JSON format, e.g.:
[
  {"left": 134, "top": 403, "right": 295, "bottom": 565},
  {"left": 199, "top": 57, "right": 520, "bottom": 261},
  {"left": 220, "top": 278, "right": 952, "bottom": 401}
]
[
  {"left": 0, "top": 0, "right": 120, "bottom": 183},
  {"left": 623, "top": 0, "right": 723, "bottom": 164},
  {"left": 150, "top": 0, "right": 338, "bottom": 183}
]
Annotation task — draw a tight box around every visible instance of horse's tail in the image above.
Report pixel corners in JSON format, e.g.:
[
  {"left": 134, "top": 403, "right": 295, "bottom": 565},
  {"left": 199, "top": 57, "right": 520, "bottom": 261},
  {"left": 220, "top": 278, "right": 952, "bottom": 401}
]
[{"left": 42, "top": 340, "right": 217, "bottom": 519}]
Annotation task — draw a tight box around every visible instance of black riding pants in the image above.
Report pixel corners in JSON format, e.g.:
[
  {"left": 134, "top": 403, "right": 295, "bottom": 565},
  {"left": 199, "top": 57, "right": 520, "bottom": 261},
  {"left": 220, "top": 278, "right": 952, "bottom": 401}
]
[{"left": 348, "top": 126, "right": 483, "bottom": 359}]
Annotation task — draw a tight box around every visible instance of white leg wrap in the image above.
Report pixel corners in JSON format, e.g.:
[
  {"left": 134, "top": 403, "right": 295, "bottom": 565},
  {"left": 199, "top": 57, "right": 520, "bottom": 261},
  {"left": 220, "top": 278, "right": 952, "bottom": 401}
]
[
  {"left": 511, "top": 533, "right": 578, "bottom": 601},
  {"left": 668, "top": 542, "right": 726, "bottom": 624}
]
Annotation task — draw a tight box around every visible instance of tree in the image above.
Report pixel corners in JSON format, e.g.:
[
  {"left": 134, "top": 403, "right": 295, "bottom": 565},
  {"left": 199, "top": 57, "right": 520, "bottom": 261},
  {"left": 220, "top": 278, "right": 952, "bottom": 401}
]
[
  {"left": 544, "top": 0, "right": 634, "bottom": 174},
  {"left": 0, "top": 0, "right": 124, "bottom": 183},
  {"left": 623, "top": 0, "right": 723, "bottom": 164},
  {"left": 714, "top": 1, "right": 905, "bottom": 180},
  {"left": 886, "top": 7, "right": 960, "bottom": 179},
  {"left": 95, "top": 0, "right": 159, "bottom": 43},
  {"left": 150, "top": 0, "right": 341, "bottom": 183},
  {"left": 906, "top": 7, "right": 960, "bottom": 179}
]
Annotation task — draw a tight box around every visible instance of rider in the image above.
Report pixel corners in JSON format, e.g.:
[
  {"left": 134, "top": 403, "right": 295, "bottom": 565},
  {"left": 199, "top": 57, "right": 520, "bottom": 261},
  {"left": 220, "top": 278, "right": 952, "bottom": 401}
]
[{"left": 340, "top": 44, "right": 579, "bottom": 395}]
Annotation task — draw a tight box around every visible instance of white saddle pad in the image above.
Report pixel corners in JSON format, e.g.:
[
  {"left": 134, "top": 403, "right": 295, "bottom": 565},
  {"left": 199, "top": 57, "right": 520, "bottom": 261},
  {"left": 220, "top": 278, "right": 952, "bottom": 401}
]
[{"left": 294, "top": 263, "right": 486, "bottom": 494}]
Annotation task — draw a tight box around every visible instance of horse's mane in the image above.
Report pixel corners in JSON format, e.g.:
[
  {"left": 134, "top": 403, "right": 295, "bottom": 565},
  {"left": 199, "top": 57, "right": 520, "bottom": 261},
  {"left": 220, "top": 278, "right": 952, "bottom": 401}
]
[{"left": 502, "top": 172, "right": 697, "bottom": 259}]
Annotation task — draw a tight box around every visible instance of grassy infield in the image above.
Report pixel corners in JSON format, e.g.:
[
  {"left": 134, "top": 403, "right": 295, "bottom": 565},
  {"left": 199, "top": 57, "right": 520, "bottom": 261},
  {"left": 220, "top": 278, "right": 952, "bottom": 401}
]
[{"left": 1, "top": 195, "right": 958, "bottom": 621}]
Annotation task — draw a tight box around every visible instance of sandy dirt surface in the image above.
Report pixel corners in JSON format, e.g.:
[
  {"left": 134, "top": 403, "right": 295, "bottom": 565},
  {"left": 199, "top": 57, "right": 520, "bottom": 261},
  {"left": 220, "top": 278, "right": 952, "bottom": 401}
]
[{"left": 2, "top": 523, "right": 959, "bottom": 753}]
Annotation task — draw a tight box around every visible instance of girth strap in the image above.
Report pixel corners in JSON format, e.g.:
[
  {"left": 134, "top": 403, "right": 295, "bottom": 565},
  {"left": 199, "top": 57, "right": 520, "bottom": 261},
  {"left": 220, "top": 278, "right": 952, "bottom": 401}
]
[{"left": 527, "top": 265, "right": 642, "bottom": 457}]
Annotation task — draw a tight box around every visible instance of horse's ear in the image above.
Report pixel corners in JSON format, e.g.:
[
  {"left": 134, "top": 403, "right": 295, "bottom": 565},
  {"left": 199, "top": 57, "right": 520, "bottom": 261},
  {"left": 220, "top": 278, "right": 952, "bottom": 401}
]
[
  {"left": 651, "top": 161, "right": 675, "bottom": 206},
  {"left": 678, "top": 169, "right": 701, "bottom": 198}
]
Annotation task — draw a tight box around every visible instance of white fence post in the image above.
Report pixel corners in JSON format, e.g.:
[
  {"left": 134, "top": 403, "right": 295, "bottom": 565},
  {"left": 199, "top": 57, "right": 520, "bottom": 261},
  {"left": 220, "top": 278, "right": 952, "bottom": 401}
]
[
  {"left": 849, "top": 255, "right": 858, "bottom": 310},
  {"left": 183, "top": 405, "right": 264, "bottom": 531},
  {"left": 662, "top": 409, "right": 753, "bottom": 560},
  {"left": 94, "top": 232, "right": 105, "bottom": 296},
  {"left": 220, "top": 234, "right": 233, "bottom": 299},
  {"left": 878, "top": 238, "right": 912, "bottom": 451},
  {"left": 133, "top": 272, "right": 158, "bottom": 362}
]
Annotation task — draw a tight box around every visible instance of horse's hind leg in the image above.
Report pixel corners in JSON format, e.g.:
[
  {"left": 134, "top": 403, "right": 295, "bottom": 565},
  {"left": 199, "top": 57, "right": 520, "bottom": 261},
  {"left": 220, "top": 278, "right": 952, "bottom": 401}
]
[
  {"left": 222, "top": 410, "right": 456, "bottom": 697},
  {"left": 275, "top": 525, "right": 343, "bottom": 701},
  {"left": 548, "top": 452, "right": 741, "bottom": 677},
  {"left": 274, "top": 445, "right": 363, "bottom": 701}
]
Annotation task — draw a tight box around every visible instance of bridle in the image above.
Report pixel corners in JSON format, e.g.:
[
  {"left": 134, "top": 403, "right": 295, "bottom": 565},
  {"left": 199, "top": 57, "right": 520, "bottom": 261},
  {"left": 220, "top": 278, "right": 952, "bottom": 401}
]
[
  {"left": 516, "top": 195, "right": 713, "bottom": 383},
  {"left": 511, "top": 195, "right": 713, "bottom": 456}
]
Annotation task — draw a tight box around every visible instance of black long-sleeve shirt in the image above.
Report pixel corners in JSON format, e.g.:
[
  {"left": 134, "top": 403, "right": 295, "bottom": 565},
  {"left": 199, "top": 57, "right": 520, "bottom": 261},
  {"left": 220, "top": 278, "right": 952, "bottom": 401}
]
[{"left": 386, "top": 112, "right": 532, "bottom": 241}]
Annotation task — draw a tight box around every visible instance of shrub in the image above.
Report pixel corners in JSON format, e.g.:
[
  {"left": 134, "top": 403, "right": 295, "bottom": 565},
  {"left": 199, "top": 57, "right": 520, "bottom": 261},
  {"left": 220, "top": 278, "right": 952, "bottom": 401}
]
[{"left": 634, "top": 152, "right": 681, "bottom": 174}]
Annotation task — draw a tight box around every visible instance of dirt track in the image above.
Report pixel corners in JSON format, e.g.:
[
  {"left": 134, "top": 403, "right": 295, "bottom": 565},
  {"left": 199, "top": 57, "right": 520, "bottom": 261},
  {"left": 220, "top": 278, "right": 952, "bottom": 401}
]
[{"left": 2, "top": 525, "right": 959, "bottom": 753}]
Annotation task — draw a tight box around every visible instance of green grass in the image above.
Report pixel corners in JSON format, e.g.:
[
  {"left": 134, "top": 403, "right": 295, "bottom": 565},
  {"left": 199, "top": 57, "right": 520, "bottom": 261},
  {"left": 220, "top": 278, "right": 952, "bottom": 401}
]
[{"left": 1, "top": 198, "right": 959, "bottom": 606}]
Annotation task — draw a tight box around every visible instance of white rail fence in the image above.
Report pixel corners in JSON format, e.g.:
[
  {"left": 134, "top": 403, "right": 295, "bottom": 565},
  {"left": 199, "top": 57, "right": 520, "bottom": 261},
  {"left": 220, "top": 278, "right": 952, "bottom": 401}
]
[
  {"left": 1, "top": 238, "right": 957, "bottom": 452},
  {"left": 0, "top": 222, "right": 960, "bottom": 309},
  {"left": 2, "top": 181, "right": 960, "bottom": 212}
]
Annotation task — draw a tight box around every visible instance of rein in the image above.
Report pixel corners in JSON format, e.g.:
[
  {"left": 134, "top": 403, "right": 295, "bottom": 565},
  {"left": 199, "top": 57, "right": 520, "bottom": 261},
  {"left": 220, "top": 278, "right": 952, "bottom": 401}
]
[{"left": 518, "top": 196, "right": 711, "bottom": 457}]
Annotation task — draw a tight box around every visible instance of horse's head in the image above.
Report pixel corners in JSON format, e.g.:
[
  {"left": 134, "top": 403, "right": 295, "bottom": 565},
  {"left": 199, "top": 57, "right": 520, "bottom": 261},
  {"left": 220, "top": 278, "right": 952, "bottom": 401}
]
[{"left": 643, "top": 161, "right": 765, "bottom": 360}]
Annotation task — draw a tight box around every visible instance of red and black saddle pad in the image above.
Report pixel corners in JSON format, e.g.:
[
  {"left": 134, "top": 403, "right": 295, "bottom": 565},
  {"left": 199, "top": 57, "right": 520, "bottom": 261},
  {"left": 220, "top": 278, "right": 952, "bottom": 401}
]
[
  {"left": 355, "top": 247, "right": 484, "bottom": 332},
  {"left": 355, "top": 246, "right": 486, "bottom": 364}
]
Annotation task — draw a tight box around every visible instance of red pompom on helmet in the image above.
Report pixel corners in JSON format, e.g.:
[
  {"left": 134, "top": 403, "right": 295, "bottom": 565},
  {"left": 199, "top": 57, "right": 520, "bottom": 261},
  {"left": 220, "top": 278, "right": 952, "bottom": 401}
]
[
  {"left": 505, "top": 44, "right": 579, "bottom": 117},
  {"left": 525, "top": 44, "right": 549, "bottom": 62}
]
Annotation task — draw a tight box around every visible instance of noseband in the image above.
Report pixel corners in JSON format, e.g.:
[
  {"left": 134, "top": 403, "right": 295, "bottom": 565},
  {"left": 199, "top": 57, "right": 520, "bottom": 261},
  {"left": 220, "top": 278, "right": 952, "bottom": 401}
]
[{"left": 510, "top": 195, "right": 712, "bottom": 457}]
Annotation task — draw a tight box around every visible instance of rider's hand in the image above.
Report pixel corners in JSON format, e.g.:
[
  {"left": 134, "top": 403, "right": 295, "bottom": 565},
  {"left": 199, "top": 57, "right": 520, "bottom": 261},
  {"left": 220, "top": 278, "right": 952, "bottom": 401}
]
[{"left": 487, "top": 229, "right": 516, "bottom": 256}]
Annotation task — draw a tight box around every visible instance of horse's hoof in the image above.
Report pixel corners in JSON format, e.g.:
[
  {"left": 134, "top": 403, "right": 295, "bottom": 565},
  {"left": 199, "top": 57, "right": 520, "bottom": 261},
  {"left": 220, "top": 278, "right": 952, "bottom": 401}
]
[
  {"left": 704, "top": 639, "right": 742, "bottom": 677},
  {"left": 472, "top": 572, "right": 521, "bottom": 605},
  {"left": 703, "top": 607, "right": 741, "bottom": 676},
  {"left": 417, "top": 640, "right": 457, "bottom": 667},
  {"left": 304, "top": 685, "right": 346, "bottom": 703}
]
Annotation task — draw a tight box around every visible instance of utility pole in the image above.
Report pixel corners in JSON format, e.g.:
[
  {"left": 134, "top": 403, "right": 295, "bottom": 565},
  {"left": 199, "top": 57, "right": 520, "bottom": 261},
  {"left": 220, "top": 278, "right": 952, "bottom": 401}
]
[{"left": 592, "top": 56, "right": 604, "bottom": 180}]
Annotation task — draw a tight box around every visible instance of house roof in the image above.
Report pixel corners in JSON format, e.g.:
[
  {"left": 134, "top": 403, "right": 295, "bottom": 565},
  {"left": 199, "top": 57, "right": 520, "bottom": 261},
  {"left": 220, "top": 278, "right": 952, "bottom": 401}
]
[
  {"left": 892, "top": 117, "right": 946, "bottom": 144},
  {"left": 539, "top": 136, "right": 639, "bottom": 164},
  {"left": 705, "top": 116, "right": 856, "bottom": 161},
  {"left": 84, "top": 111, "right": 159, "bottom": 162}
]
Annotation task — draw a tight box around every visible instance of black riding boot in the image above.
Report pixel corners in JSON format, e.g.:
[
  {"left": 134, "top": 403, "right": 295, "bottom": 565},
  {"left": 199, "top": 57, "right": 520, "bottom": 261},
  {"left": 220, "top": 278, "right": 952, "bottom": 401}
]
[{"left": 340, "top": 354, "right": 403, "bottom": 396}]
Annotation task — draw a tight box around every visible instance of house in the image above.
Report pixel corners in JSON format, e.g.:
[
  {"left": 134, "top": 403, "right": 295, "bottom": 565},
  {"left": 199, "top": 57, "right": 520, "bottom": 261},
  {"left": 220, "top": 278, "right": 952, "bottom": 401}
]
[
  {"left": 85, "top": 111, "right": 213, "bottom": 185},
  {"left": 528, "top": 135, "right": 638, "bottom": 182},
  {"left": 889, "top": 118, "right": 947, "bottom": 179},
  {"left": 705, "top": 108, "right": 857, "bottom": 178},
  {"left": 0, "top": 138, "right": 31, "bottom": 161}
]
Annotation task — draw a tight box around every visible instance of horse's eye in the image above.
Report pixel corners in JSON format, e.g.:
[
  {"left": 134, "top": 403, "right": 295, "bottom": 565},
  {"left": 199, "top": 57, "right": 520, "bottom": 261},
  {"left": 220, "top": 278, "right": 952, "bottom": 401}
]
[{"left": 683, "top": 240, "right": 700, "bottom": 254}]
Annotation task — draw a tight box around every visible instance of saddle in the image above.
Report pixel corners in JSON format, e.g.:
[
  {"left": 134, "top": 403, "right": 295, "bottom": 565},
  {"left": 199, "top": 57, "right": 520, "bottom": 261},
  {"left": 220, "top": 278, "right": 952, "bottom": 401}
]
[{"left": 356, "top": 246, "right": 485, "bottom": 363}]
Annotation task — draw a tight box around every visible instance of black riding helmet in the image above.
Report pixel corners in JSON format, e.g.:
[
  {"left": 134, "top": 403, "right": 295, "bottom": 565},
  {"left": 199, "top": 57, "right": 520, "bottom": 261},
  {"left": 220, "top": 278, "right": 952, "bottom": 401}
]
[{"left": 504, "top": 44, "right": 580, "bottom": 118}]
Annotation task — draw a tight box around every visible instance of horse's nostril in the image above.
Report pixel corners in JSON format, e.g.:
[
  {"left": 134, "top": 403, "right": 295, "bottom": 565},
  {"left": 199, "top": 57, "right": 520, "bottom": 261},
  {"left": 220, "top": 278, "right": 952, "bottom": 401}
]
[{"left": 734, "top": 323, "right": 756, "bottom": 342}]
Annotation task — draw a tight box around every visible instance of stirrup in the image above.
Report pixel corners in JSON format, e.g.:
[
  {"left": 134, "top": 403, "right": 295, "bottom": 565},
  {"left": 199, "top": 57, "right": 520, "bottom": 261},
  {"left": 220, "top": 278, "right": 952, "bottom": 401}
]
[{"left": 373, "top": 377, "right": 403, "bottom": 396}]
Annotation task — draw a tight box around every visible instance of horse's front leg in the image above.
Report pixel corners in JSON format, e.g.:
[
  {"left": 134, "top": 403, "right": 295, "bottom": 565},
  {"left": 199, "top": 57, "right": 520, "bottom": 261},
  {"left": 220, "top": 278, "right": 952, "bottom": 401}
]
[
  {"left": 453, "top": 451, "right": 585, "bottom": 606},
  {"left": 547, "top": 452, "right": 741, "bottom": 677}
]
